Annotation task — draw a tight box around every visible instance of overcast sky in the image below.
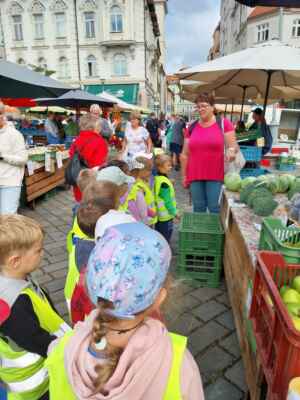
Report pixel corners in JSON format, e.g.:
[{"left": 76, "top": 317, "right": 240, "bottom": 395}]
[{"left": 166, "top": 0, "right": 221, "bottom": 73}]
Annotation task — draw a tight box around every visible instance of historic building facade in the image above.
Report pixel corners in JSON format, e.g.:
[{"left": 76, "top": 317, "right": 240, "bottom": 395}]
[{"left": 0, "top": 0, "right": 168, "bottom": 110}]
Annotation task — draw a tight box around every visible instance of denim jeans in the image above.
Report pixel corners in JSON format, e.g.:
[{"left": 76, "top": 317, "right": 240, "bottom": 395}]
[
  {"left": 155, "top": 219, "right": 174, "bottom": 243},
  {"left": 0, "top": 186, "right": 22, "bottom": 214},
  {"left": 190, "top": 181, "right": 223, "bottom": 214}
]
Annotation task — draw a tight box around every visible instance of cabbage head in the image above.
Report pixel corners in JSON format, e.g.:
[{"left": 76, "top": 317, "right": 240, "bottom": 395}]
[{"left": 224, "top": 173, "right": 242, "bottom": 192}]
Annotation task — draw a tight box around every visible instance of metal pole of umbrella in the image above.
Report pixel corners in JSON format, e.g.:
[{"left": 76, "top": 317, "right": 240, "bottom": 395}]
[
  {"left": 240, "top": 86, "right": 247, "bottom": 121},
  {"left": 263, "top": 70, "right": 274, "bottom": 116},
  {"left": 225, "top": 103, "right": 228, "bottom": 118},
  {"left": 230, "top": 100, "right": 234, "bottom": 122}
]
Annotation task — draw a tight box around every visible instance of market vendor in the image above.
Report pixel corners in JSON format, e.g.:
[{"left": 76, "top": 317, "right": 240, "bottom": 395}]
[
  {"left": 45, "top": 111, "right": 60, "bottom": 144},
  {"left": 249, "top": 107, "right": 273, "bottom": 155},
  {"left": 0, "top": 102, "right": 28, "bottom": 214}
]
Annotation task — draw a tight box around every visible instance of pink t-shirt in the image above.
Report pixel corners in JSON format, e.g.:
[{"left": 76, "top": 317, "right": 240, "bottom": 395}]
[{"left": 186, "top": 118, "right": 234, "bottom": 183}]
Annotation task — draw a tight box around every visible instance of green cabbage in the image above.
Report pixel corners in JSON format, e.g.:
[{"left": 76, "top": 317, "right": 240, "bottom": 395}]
[
  {"left": 241, "top": 177, "right": 256, "bottom": 190},
  {"left": 277, "top": 175, "right": 291, "bottom": 193},
  {"left": 224, "top": 173, "right": 242, "bottom": 192}
]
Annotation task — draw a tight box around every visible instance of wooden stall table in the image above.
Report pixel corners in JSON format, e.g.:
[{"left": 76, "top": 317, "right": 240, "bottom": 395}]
[
  {"left": 23, "top": 150, "right": 69, "bottom": 208},
  {"left": 220, "top": 191, "right": 288, "bottom": 400}
]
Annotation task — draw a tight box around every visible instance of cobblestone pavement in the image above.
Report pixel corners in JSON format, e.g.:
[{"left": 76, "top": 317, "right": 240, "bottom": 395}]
[{"left": 20, "top": 173, "right": 246, "bottom": 399}]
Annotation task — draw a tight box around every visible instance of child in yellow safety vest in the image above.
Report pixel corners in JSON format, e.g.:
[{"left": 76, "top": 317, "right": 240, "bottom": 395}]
[
  {"left": 119, "top": 154, "right": 157, "bottom": 226},
  {"left": 154, "top": 154, "right": 178, "bottom": 243},
  {"left": 65, "top": 181, "right": 120, "bottom": 323},
  {"left": 46, "top": 222, "right": 204, "bottom": 400},
  {"left": 67, "top": 168, "right": 97, "bottom": 254},
  {"left": 0, "top": 215, "right": 71, "bottom": 400}
]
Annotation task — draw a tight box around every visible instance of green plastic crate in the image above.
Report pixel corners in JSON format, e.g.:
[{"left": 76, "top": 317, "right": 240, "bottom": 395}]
[
  {"left": 259, "top": 217, "right": 300, "bottom": 264},
  {"left": 236, "top": 129, "right": 262, "bottom": 143},
  {"left": 179, "top": 212, "right": 224, "bottom": 254},
  {"left": 177, "top": 251, "right": 223, "bottom": 288}
]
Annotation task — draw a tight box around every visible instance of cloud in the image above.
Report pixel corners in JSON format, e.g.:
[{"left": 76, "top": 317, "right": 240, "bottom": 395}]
[{"left": 166, "top": 0, "right": 221, "bottom": 73}]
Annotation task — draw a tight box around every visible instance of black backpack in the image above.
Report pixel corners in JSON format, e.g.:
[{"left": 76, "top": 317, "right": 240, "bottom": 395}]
[
  {"left": 188, "top": 115, "right": 224, "bottom": 136},
  {"left": 65, "top": 139, "right": 96, "bottom": 186}
]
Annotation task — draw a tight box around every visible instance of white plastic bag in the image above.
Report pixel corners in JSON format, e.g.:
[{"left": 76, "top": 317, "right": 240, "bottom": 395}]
[{"left": 225, "top": 148, "right": 246, "bottom": 174}]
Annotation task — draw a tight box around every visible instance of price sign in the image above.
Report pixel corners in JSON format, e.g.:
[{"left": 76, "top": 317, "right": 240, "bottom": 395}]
[
  {"left": 27, "top": 160, "right": 35, "bottom": 176},
  {"left": 56, "top": 152, "right": 63, "bottom": 169},
  {"left": 45, "top": 152, "right": 51, "bottom": 172},
  {"left": 256, "top": 137, "right": 265, "bottom": 147}
]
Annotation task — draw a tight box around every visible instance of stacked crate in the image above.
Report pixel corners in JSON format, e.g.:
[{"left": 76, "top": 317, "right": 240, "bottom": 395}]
[{"left": 177, "top": 213, "right": 224, "bottom": 288}]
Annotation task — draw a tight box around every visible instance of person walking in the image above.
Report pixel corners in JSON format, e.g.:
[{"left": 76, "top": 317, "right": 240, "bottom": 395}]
[
  {"left": 69, "top": 113, "right": 108, "bottom": 203},
  {"left": 146, "top": 112, "right": 161, "bottom": 147},
  {"left": 0, "top": 102, "right": 28, "bottom": 214},
  {"left": 170, "top": 115, "right": 186, "bottom": 171},
  {"left": 181, "top": 93, "right": 237, "bottom": 214},
  {"left": 122, "top": 112, "right": 152, "bottom": 162}
]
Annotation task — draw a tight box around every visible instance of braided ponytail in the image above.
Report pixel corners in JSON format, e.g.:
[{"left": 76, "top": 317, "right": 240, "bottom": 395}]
[{"left": 91, "top": 300, "right": 123, "bottom": 394}]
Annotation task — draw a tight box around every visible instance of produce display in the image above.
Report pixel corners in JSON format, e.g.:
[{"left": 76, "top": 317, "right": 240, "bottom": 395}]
[
  {"left": 224, "top": 172, "right": 300, "bottom": 217},
  {"left": 280, "top": 277, "right": 300, "bottom": 331}
]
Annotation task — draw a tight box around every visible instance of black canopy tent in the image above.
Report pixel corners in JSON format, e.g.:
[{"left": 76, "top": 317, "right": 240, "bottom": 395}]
[
  {"left": 236, "top": 0, "right": 300, "bottom": 6},
  {"left": 35, "top": 90, "right": 116, "bottom": 108},
  {"left": 0, "top": 60, "right": 71, "bottom": 98}
]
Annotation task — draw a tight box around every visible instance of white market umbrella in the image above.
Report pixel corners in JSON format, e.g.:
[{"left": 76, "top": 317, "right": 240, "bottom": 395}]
[
  {"left": 99, "top": 91, "right": 137, "bottom": 111},
  {"left": 180, "top": 81, "right": 298, "bottom": 119},
  {"left": 177, "top": 40, "right": 300, "bottom": 113}
]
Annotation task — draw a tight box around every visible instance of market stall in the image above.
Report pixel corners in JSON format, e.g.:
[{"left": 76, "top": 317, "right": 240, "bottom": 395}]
[
  {"left": 220, "top": 163, "right": 300, "bottom": 400},
  {"left": 23, "top": 145, "right": 69, "bottom": 206}
]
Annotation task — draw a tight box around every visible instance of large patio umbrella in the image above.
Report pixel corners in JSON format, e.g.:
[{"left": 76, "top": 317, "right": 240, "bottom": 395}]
[
  {"left": 236, "top": 0, "right": 300, "bottom": 6},
  {"left": 177, "top": 41, "right": 300, "bottom": 114},
  {"left": 180, "top": 81, "right": 299, "bottom": 119},
  {"left": 35, "top": 90, "right": 115, "bottom": 108},
  {"left": 0, "top": 60, "right": 71, "bottom": 98}
]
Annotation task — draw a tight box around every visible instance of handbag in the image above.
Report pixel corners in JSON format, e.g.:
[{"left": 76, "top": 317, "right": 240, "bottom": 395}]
[{"left": 65, "top": 138, "right": 96, "bottom": 186}]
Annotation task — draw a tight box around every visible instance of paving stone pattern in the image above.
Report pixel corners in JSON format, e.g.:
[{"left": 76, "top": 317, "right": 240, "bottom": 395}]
[{"left": 20, "top": 175, "right": 246, "bottom": 399}]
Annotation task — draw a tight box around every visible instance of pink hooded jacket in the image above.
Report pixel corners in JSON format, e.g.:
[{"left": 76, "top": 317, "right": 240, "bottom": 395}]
[{"left": 49, "top": 311, "right": 204, "bottom": 400}]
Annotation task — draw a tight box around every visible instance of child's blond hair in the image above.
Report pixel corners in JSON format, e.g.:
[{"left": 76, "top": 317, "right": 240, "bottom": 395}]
[
  {"left": 77, "top": 169, "right": 97, "bottom": 193},
  {"left": 0, "top": 215, "right": 44, "bottom": 264},
  {"left": 155, "top": 154, "right": 172, "bottom": 170}
]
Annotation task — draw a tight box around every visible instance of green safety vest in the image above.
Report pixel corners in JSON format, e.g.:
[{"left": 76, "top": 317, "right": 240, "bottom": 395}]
[
  {"left": 0, "top": 288, "right": 70, "bottom": 400},
  {"left": 66, "top": 217, "right": 89, "bottom": 254},
  {"left": 119, "top": 179, "right": 157, "bottom": 225},
  {"left": 46, "top": 331, "right": 187, "bottom": 400},
  {"left": 154, "top": 176, "right": 176, "bottom": 222}
]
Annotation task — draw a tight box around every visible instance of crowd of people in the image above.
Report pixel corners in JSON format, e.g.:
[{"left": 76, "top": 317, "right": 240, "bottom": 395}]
[{"left": 0, "top": 92, "right": 275, "bottom": 399}]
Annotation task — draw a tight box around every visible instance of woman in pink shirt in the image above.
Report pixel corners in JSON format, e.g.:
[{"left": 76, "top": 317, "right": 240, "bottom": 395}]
[{"left": 181, "top": 93, "right": 237, "bottom": 213}]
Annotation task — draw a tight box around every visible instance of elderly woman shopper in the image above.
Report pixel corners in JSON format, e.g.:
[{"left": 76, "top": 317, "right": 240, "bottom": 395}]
[
  {"left": 0, "top": 102, "right": 28, "bottom": 214},
  {"left": 69, "top": 113, "right": 108, "bottom": 202},
  {"left": 181, "top": 93, "right": 237, "bottom": 214},
  {"left": 122, "top": 112, "right": 152, "bottom": 162}
]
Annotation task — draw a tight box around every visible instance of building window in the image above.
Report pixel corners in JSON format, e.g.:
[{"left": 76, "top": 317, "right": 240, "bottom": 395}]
[
  {"left": 55, "top": 12, "right": 66, "bottom": 38},
  {"left": 84, "top": 12, "right": 95, "bottom": 38},
  {"left": 34, "top": 14, "right": 44, "bottom": 39},
  {"left": 292, "top": 19, "right": 300, "bottom": 38},
  {"left": 58, "top": 56, "right": 69, "bottom": 78},
  {"left": 111, "top": 6, "right": 123, "bottom": 33},
  {"left": 12, "top": 15, "right": 23, "bottom": 41},
  {"left": 17, "top": 58, "right": 25, "bottom": 65},
  {"left": 257, "top": 23, "right": 269, "bottom": 42},
  {"left": 113, "top": 53, "right": 127, "bottom": 76},
  {"left": 38, "top": 57, "right": 47, "bottom": 70},
  {"left": 87, "top": 55, "right": 97, "bottom": 77}
]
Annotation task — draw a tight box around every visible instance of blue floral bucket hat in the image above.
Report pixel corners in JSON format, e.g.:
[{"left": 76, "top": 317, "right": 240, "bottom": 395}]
[{"left": 86, "top": 222, "right": 171, "bottom": 319}]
